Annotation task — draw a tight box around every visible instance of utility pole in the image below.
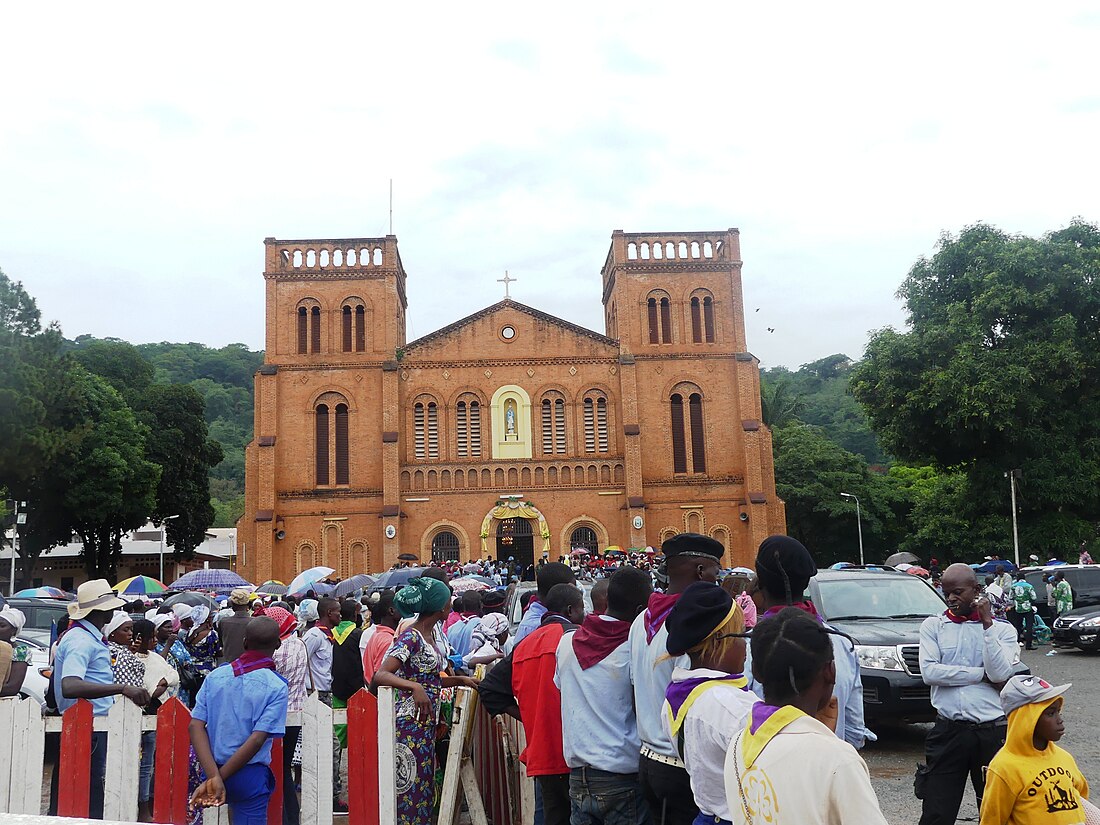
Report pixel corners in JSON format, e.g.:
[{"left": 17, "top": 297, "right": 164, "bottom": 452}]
[
  {"left": 840, "top": 492, "right": 864, "bottom": 566},
  {"left": 1006, "top": 469, "right": 1022, "bottom": 568},
  {"left": 159, "top": 514, "right": 181, "bottom": 583}
]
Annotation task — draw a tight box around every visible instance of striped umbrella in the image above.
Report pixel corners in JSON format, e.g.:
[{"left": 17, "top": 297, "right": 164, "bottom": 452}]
[
  {"left": 169, "top": 568, "right": 252, "bottom": 592},
  {"left": 333, "top": 574, "right": 375, "bottom": 598},
  {"left": 114, "top": 575, "right": 168, "bottom": 596},
  {"left": 12, "top": 586, "right": 71, "bottom": 599},
  {"left": 256, "top": 580, "right": 289, "bottom": 596}
]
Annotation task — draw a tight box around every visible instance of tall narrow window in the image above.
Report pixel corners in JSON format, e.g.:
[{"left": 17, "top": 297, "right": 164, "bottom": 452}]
[
  {"left": 297, "top": 307, "right": 308, "bottom": 354},
  {"left": 457, "top": 402, "right": 469, "bottom": 458},
  {"left": 660, "top": 298, "right": 672, "bottom": 343},
  {"left": 690, "top": 297, "right": 702, "bottom": 343},
  {"left": 414, "top": 403, "right": 426, "bottom": 459},
  {"left": 427, "top": 402, "right": 439, "bottom": 459},
  {"left": 315, "top": 404, "right": 330, "bottom": 485},
  {"left": 469, "top": 402, "right": 481, "bottom": 456},
  {"left": 647, "top": 298, "right": 659, "bottom": 344},
  {"left": 689, "top": 393, "right": 706, "bottom": 473},
  {"left": 335, "top": 404, "right": 349, "bottom": 484},
  {"left": 310, "top": 306, "right": 321, "bottom": 353},
  {"left": 596, "top": 397, "right": 608, "bottom": 452},
  {"left": 703, "top": 297, "right": 715, "bottom": 343},
  {"left": 554, "top": 399, "right": 566, "bottom": 454},
  {"left": 670, "top": 394, "right": 687, "bottom": 474},
  {"left": 342, "top": 306, "right": 353, "bottom": 352},
  {"left": 355, "top": 305, "right": 366, "bottom": 351},
  {"left": 583, "top": 398, "right": 595, "bottom": 453},
  {"left": 542, "top": 399, "right": 554, "bottom": 454}
]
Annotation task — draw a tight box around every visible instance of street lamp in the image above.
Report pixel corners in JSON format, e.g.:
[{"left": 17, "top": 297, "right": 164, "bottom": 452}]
[
  {"left": 159, "top": 515, "right": 181, "bottom": 583},
  {"left": 840, "top": 493, "right": 864, "bottom": 566},
  {"left": 1005, "top": 469, "right": 1022, "bottom": 568}
]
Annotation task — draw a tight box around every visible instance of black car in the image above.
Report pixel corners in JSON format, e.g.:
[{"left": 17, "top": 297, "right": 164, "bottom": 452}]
[
  {"left": 1051, "top": 605, "right": 1100, "bottom": 651},
  {"left": 6, "top": 597, "right": 70, "bottom": 646},
  {"left": 1022, "top": 564, "right": 1100, "bottom": 621},
  {"left": 808, "top": 567, "right": 1026, "bottom": 725}
]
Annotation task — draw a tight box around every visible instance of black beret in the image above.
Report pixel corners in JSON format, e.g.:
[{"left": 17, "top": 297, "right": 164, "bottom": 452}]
[
  {"left": 662, "top": 533, "right": 725, "bottom": 561},
  {"left": 666, "top": 581, "right": 735, "bottom": 656},
  {"left": 755, "top": 535, "right": 817, "bottom": 599},
  {"left": 481, "top": 590, "right": 506, "bottom": 608}
]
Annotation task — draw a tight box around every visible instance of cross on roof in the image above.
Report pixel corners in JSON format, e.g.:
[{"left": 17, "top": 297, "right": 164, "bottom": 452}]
[{"left": 498, "top": 270, "right": 516, "bottom": 299}]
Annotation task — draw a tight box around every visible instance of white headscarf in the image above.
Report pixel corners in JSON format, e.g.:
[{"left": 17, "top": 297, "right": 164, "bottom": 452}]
[
  {"left": 149, "top": 613, "right": 173, "bottom": 631},
  {"left": 171, "top": 603, "right": 192, "bottom": 622},
  {"left": 189, "top": 605, "right": 211, "bottom": 626},
  {"left": 0, "top": 606, "right": 27, "bottom": 634},
  {"left": 103, "top": 611, "right": 132, "bottom": 640},
  {"left": 479, "top": 612, "right": 510, "bottom": 638},
  {"left": 298, "top": 599, "right": 319, "bottom": 623}
]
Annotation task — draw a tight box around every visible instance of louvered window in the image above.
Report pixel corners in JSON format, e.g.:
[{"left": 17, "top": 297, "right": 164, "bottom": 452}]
[
  {"left": 334, "top": 404, "right": 349, "bottom": 484},
  {"left": 670, "top": 394, "right": 687, "bottom": 473},
  {"left": 297, "top": 307, "right": 308, "bottom": 354},
  {"left": 468, "top": 402, "right": 481, "bottom": 456},
  {"left": 554, "top": 399, "right": 566, "bottom": 454},
  {"left": 703, "top": 297, "right": 715, "bottom": 343},
  {"left": 457, "top": 402, "right": 468, "bottom": 458},
  {"left": 647, "top": 298, "right": 659, "bottom": 344},
  {"left": 414, "top": 403, "right": 426, "bottom": 459},
  {"left": 689, "top": 393, "right": 706, "bottom": 473},
  {"left": 310, "top": 306, "right": 321, "bottom": 353},
  {"left": 583, "top": 398, "right": 595, "bottom": 453},
  {"left": 315, "top": 404, "right": 330, "bottom": 485},
  {"left": 542, "top": 399, "right": 554, "bottom": 454},
  {"left": 660, "top": 298, "right": 672, "bottom": 343},
  {"left": 355, "top": 306, "right": 366, "bottom": 351},
  {"left": 427, "top": 402, "right": 439, "bottom": 459},
  {"left": 690, "top": 297, "right": 702, "bottom": 343},
  {"left": 596, "top": 397, "right": 608, "bottom": 452},
  {"left": 342, "top": 306, "right": 353, "bottom": 352}
]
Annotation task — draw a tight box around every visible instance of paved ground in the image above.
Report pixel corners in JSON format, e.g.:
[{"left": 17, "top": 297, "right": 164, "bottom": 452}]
[{"left": 865, "top": 644, "right": 1099, "bottom": 824}]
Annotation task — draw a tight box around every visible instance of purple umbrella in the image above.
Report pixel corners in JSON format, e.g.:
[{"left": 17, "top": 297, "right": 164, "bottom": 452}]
[{"left": 169, "top": 568, "right": 252, "bottom": 592}]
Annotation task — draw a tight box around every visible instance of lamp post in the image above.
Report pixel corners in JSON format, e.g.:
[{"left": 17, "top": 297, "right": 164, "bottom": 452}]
[
  {"left": 159, "top": 515, "right": 181, "bottom": 583},
  {"left": 840, "top": 492, "right": 864, "bottom": 566},
  {"left": 1005, "top": 469, "right": 1022, "bottom": 568}
]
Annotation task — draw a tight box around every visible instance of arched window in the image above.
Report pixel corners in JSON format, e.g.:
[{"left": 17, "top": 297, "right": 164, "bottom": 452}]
[
  {"left": 297, "top": 307, "right": 308, "bottom": 354},
  {"left": 703, "top": 297, "right": 715, "bottom": 343},
  {"left": 315, "top": 404, "right": 329, "bottom": 484},
  {"left": 570, "top": 526, "right": 599, "bottom": 554},
  {"left": 342, "top": 306, "right": 353, "bottom": 352},
  {"left": 456, "top": 398, "right": 482, "bottom": 458},
  {"left": 414, "top": 400, "right": 439, "bottom": 460},
  {"left": 670, "top": 394, "right": 687, "bottom": 474},
  {"left": 647, "top": 291, "right": 673, "bottom": 344},
  {"left": 432, "top": 530, "right": 461, "bottom": 562},
  {"left": 355, "top": 305, "right": 366, "bottom": 351},
  {"left": 647, "top": 298, "right": 659, "bottom": 344},
  {"left": 690, "top": 297, "right": 703, "bottom": 343},
  {"left": 335, "top": 403, "right": 349, "bottom": 484},
  {"left": 660, "top": 297, "right": 672, "bottom": 343},
  {"left": 582, "top": 392, "right": 609, "bottom": 453},
  {"left": 310, "top": 306, "right": 321, "bottom": 353},
  {"left": 315, "top": 393, "right": 351, "bottom": 486},
  {"left": 541, "top": 393, "right": 567, "bottom": 455},
  {"left": 689, "top": 393, "right": 706, "bottom": 472},
  {"left": 670, "top": 388, "right": 707, "bottom": 474}
]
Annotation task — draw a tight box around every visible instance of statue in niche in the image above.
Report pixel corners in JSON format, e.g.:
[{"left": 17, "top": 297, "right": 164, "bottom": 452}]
[{"left": 505, "top": 399, "right": 517, "bottom": 439}]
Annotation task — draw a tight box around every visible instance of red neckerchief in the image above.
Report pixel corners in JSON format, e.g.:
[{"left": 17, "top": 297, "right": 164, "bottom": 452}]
[
  {"left": 761, "top": 600, "right": 821, "bottom": 622},
  {"left": 314, "top": 624, "right": 335, "bottom": 643},
  {"left": 944, "top": 609, "right": 981, "bottom": 624},
  {"left": 572, "top": 614, "right": 631, "bottom": 670},
  {"left": 644, "top": 592, "right": 681, "bottom": 643},
  {"left": 231, "top": 650, "right": 276, "bottom": 677}
]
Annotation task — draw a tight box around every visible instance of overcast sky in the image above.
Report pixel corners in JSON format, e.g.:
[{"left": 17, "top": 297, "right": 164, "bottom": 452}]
[{"left": 2, "top": 3, "right": 1099, "bottom": 369}]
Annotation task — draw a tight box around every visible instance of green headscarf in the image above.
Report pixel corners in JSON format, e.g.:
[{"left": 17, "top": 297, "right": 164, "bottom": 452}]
[{"left": 394, "top": 577, "right": 451, "bottom": 618}]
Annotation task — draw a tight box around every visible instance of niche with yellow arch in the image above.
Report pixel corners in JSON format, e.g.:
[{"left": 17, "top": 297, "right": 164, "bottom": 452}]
[{"left": 490, "top": 385, "right": 532, "bottom": 459}]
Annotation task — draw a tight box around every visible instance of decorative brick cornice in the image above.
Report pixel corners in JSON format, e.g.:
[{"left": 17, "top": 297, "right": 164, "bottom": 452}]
[
  {"left": 382, "top": 432, "right": 398, "bottom": 443},
  {"left": 748, "top": 492, "right": 768, "bottom": 504},
  {"left": 277, "top": 488, "right": 382, "bottom": 500},
  {"left": 254, "top": 509, "right": 274, "bottom": 522},
  {"left": 258, "top": 365, "right": 278, "bottom": 375},
  {"left": 381, "top": 505, "right": 401, "bottom": 517},
  {"left": 623, "top": 424, "right": 641, "bottom": 436},
  {"left": 258, "top": 436, "right": 276, "bottom": 447},
  {"left": 404, "top": 299, "right": 618, "bottom": 351},
  {"left": 741, "top": 420, "right": 760, "bottom": 432}
]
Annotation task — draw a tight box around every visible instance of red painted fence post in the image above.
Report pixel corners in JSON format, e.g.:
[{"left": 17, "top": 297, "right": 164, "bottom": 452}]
[
  {"left": 57, "top": 699, "right": 93, "bottom": 818},
  {"left": 267, "top": 736, "right": 284, "bottom": 824},
  {"left": 347, "top": 688, "right": 379, "bottom": 825},
  {"left": 152, "top": 698, "right": 193, "bottom": 825}
]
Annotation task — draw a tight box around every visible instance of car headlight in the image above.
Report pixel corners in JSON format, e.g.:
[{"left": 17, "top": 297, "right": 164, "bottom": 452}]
[
  {"left": 1079, "top": 617, "right": 1100, "bottom": 628},
  {"left": 855, "top": 645, "right": 904, "bottom": 670}
]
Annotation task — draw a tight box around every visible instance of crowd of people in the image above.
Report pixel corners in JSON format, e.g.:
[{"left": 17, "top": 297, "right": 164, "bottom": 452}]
[{"left": 1, "top": 534, "right": 1096, "bottom": 825}]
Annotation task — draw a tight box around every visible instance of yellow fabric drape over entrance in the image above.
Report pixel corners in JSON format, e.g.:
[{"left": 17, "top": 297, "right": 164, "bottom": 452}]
[{"left": 480, "top": 502, "right": 551, "bottom": 557}]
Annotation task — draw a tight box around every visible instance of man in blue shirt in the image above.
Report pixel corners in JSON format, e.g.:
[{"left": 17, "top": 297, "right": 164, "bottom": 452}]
[
  {"left": 53, "top": 579, "right": 151, "bottom": 819},
  {"left": 511, "top": 563, "right": 576, "bottom": 650},
  {"left": 190, "top": 616, "right": 289, "bottom": 825},
  {"left": 917, "top": 563, "right": 1018, "bottom": 825}
]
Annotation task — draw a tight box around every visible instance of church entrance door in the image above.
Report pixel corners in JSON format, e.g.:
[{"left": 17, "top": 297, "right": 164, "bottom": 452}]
[{"left": 496, "top": 517, "right": 534, "bottom": 571}]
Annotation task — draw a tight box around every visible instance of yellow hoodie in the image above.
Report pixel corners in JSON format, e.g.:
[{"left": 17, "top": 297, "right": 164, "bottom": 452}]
[{"left": 979, "top": 697, "right": 1090, "bottom": 825}]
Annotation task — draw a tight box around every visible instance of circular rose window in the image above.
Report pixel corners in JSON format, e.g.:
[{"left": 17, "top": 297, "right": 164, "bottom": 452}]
[{"left": 501, "top": 325, "right": 516, "bottom": 340}]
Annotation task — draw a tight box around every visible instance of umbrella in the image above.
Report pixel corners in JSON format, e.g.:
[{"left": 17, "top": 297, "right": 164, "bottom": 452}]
[
  {"left": 333, "top": 574, "right": 375, "bottom": 598},
  {"left": 906, "top": 566, "right": 931, "bottom": 578},
  {"left": 255, "top": 580, "right": 289, "bottom": 596},
  {"left": 12, "top": 586, "right": 71, "bottom": 599},
  {"left": 397, "top": 553, "right": 419, "bottom": 562},
  {"left": 570, "top": 548, "right": 590, "bottom": 557},
  {"left": 975, "top": 559, "right": 1018, "bottom": 574},
  {"left": 161, "top": 591, "right": 218, "bottom": 611},
  {"left": 170, "top": 569, "right": 252, "bottom": 591},
  {"left": 450, "top": 576, "right": 490, "bottom": 594},
  {"left": 367, "top": 566, "right": 427, "bottom": 593},
  {"left": 885, "top": 552, "right": 921, "bottom": 567},
  {"left": 288, "top": 566, "right": 336, "bottom": 597},
  {"left": 114, "top": 575, "right": 168, "bottom": 596}
]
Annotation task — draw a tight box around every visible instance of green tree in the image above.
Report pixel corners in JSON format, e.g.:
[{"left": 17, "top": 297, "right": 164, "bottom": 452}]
[{"left": 851, "top": 222, "right": 1100, "bottom": 560}]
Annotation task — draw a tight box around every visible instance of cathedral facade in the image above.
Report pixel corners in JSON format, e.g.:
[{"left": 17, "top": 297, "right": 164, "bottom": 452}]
[{"left": 237, "top": 229, "right": 785, "bottom": 584}]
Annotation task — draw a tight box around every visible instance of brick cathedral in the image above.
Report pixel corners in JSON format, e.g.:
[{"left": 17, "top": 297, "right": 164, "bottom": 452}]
[{"left": 237, "top": 229, "right": 785, "bottom": 584}]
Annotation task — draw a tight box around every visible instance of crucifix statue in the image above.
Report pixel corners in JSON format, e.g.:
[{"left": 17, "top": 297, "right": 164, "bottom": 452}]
[{"left": 498, "top": 270, "right": 516, "bottom": 299}]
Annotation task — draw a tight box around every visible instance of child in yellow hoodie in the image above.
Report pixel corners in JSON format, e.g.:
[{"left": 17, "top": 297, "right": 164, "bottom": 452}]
[{"left": 979, "top": 675, "right": 1090, "bottom": 825}]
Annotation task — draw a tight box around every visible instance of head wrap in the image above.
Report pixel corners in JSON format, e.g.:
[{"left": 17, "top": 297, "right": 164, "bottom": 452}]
[
  {"left": 0, "top": 606, "right": 27, "bottom": 634},
  {"left": 103, "top": 611, "right": 132, "bottom": 640},
  {"left": 755, "top": 535, "right": 817, "bottom": 603},
  {"left": 479, "top": 612, "right": 510, "bottom": 638},
  {"left": 665, "top": 582, "right": 739, "bottom": 656},
  {"left": 298, "top": 599, "right": 320, "bottom": 623},
  {"left": 171, "top": 603, "right": 193, "bottom": 622},
  {"left": 259, "top": 606, "right": 299, "bottom": 640},
  {"left": 189, "top": 605, "right": 211, "bottom": 626},
  {"left": 149, "top": 613, "right": 173, "bottom": 631},
  {"left": 394, "top": 577, "right": 451, "bottom": 618}
]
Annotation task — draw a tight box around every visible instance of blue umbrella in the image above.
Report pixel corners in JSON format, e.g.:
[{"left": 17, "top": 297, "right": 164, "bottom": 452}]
[
  {"left": 367, "top": 567, "right": 427, "bottom": 593},
  {"left": 975, "top": 560, "right": 1018, "bottom": 574},
  {"left": 288, "top": 566, "right": 336, "bottom": 597},
  {"left": 169, "top": 568, "right": 252, "bottom": 592}
]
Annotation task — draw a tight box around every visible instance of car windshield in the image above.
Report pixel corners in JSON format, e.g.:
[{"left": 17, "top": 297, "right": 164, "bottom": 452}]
[{"left": 816, "top": 576, "right": 945, "bottom": 621}]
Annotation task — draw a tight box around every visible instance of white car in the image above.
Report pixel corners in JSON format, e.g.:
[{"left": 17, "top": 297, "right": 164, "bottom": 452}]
[{"left": 14, "top": 635, "right": 50, "bottom": 708}]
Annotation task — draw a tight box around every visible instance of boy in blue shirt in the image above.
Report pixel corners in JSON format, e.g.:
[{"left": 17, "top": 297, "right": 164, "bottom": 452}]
[{"left": 190, "top": 616, "right": 289, "bottom": 825}]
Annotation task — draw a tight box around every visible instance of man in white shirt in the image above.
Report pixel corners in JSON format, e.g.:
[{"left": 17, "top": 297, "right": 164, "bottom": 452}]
[
  {"left": 556, "top": 567, "right": 652, "bottom": 824},
  {"left": 302, "top": 597, "right": 346, "bottom": 812}
]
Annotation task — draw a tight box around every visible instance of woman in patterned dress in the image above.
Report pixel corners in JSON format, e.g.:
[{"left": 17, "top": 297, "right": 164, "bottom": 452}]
[
  {"left": 184, "top": 605, "right": 221, "bottom": 676},
  {"left": 155, "top": 615, "right": 196, "bottom": 706},
  {"left": 371, "top": 577, "right": 478, "bottom": 825}
]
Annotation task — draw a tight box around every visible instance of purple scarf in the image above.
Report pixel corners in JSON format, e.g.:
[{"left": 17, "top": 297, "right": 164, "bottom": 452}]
[
  {"left": 643, "top": 592, "right": 681, "bottom": 642},
  {"left": 231, "top": 650, "right": 276, "bottom": 677},
  {"left": 665, "top": 674, "right": 747, "bottom": 719},
  {"left": 760, "top": 600, "right": 821, "bottom": 623}
]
